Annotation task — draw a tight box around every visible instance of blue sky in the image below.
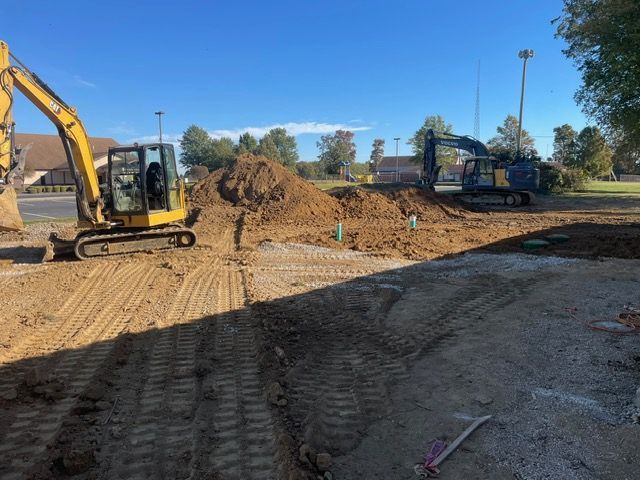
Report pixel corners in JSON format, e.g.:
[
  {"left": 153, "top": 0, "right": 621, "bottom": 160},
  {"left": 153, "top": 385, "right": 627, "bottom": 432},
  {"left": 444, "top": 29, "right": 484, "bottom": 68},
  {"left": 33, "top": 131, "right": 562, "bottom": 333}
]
[{"left": 4, "top": 0, "right": 586, "bottom": 164}]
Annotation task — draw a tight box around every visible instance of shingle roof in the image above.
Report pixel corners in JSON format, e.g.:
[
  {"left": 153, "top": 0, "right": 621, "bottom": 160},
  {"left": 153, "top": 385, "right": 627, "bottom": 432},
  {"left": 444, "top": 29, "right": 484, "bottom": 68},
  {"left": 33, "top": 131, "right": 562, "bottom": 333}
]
[
  {"left": 14, "top": 133, "right": 119, "bottom": 170},
  {"left": 378, "top": 155, "right": 417, "bottom": 169}
]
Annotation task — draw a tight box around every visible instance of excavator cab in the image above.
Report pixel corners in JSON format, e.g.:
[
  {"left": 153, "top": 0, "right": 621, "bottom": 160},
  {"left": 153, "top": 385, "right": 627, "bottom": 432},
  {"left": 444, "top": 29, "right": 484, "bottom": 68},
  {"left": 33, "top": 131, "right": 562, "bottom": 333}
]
[{"left": 107, "top": 143, "right": 186, "bottom": 228}]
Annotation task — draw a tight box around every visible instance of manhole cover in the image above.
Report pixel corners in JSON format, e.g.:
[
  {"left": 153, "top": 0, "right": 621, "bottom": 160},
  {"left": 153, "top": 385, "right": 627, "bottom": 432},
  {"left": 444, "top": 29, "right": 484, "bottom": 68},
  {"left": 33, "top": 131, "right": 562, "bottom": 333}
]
[{"left": 522, "top": 239, "right": 550, "bottom": 250}]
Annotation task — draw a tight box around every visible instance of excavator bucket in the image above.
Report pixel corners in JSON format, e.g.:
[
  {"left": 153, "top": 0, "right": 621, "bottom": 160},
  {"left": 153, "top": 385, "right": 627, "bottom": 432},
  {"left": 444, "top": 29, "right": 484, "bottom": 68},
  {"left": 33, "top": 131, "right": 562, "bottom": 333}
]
[{"left": 0, "top": 186, "right": 24, "bottom": 232}]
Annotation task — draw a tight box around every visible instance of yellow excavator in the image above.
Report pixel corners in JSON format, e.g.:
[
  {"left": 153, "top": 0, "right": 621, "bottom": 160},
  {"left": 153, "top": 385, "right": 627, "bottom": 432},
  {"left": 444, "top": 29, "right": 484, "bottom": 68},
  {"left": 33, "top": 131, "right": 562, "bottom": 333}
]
[{"left": 0, "top": 41, "right": 196, "bottom": 259}]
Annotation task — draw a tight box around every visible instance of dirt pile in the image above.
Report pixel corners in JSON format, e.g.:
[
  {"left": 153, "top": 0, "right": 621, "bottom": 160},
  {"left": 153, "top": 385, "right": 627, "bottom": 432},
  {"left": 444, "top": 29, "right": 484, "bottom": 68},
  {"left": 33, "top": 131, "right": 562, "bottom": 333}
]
[
  {"left": 333, "top": 187, "right": 402, "bottom": 220},
  {"left": 191, "top": 155, "right": 340, "bottom": 225},
  {"left": 381, "top": 186, "right": 467, "bottom": 221},
  {"left": 331, "top": 185, "right": 467, "bottom": 223}
]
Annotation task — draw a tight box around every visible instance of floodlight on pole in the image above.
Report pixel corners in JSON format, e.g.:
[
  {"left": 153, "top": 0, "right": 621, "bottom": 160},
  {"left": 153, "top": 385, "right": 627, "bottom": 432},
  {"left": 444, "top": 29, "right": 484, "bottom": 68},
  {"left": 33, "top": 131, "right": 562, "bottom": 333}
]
[
  {"left": 154, "top": 111, "right": 165, "bottom": 143},
  {"left": 516, "top": 49, "right": 534, "bottom": 160}
]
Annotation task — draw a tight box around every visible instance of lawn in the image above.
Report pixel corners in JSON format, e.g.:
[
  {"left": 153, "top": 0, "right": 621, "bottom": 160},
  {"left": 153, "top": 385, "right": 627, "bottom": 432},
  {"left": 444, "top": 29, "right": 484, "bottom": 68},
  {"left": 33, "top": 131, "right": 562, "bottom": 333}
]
[
  {"left": 311, "top": 180, "right": 362, "bottom": 191},
  {"left": 580, "top": 181, "right": 640, "bottom": 195}
]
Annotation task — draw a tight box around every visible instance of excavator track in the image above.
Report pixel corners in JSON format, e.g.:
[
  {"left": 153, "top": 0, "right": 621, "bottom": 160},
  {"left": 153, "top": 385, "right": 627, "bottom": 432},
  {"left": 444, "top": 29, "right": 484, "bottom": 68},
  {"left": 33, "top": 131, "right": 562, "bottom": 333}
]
[
  {"left": 453, "top": 190, "right": 533, "bottom": 207},
  {"left": 71, "top": 225, "right": 196, "bottom": 260}
]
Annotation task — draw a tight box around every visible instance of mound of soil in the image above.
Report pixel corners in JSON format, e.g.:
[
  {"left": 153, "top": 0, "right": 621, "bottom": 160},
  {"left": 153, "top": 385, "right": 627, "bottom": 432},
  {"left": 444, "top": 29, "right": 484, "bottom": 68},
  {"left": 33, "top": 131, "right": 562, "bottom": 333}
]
[
  {"left": 381, "top": 186, "right": 467, "bottom": 221},
  {"left": 332, "top": 187, "right": 402, "bottom": 220},
  {"left": 191, "top": 155, "right": 340, "bottom": 225}
]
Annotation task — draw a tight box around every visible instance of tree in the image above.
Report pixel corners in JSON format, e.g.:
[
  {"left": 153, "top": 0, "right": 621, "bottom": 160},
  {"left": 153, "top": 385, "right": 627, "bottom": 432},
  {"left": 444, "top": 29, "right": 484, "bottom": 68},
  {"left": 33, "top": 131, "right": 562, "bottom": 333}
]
[
  {"left": 237, "top": 132, "right": 258, "bottom": 155},
  {"left": 611, "top": 137, "right": 640, "bottom": 175},
  {"left": 262, "top": 127, "right": 298, "bottom": 167},
  {"left": 552, "top": 124, "right": 578, "bottom": 164},
  {"left": 179, "top": 125, "right": 213, "bottom": 169},
  {"left": 487, "top": 115, "right": 537, "bottom": 162},
  {"left": 570, "top": 126, "right": 612, "bottom": 178},
  {"left": 316, "top": 130, "right": 356, "bottom": 174},
  {"left": 258, "top": 135, "right": 279, "bottom": 162},
  {"left": 408, "top": 115, "right": 455, "bottom": 166},
  {"left": 296, "top": 161, "right": 322, "bottom": 179},
  {"left": 210, "top": 137, "right": 236, "bottom": 169},
  {"left": 369, "top": 139, "right": 385, "bottom": 172},
  {"left": 555, "top": 0, "right": 640, "bottom": 149}
]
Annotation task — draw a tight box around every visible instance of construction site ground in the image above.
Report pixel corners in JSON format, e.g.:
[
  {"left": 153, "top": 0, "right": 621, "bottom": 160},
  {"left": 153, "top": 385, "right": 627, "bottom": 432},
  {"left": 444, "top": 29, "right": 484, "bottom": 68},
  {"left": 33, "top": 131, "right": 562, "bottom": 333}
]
[{"left": 0, "top": 159, "right": 638, "bottom": 479}]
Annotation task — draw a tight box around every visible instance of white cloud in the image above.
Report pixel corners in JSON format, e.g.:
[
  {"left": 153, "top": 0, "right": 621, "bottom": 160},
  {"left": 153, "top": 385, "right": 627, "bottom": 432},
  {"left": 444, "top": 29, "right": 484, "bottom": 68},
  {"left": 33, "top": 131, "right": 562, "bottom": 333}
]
[
  {"left": 73, "top": 75, "right": 96, "bottom": 88},
  {"left": 208, "top": 121, "right": 372, "bottom": 139},
  {"left": 107, "top": 122, "right": 138, "bottom": 136},
  {"left": 127, "top": 121, "right": 372, "bottom": 146},
  {"left": 127, "top": 134, "right": 181, "bottom": 146}
]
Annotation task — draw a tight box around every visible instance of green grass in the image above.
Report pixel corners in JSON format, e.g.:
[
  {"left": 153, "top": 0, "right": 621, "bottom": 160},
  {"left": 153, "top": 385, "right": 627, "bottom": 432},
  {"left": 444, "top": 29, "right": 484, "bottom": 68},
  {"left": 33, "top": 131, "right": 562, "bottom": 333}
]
[
  {"left": 312, "top": 180, "right": 362, "bottom": 191},
  {"left": 578, "top": 181, "right": 640, "bottom": 195}
]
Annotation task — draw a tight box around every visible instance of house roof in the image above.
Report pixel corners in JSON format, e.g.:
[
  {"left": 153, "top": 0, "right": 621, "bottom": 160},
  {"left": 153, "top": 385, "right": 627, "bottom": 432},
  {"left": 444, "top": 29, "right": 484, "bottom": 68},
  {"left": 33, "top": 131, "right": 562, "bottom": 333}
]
[
  {"left": 445, "top": 164, "right": 464, "bottom": 174},
  {"left": 15, "top": 133, "right": 119, "bottom": 170},
  {"left": 378, "top": 155, "right": 417, "bottom": 169}
]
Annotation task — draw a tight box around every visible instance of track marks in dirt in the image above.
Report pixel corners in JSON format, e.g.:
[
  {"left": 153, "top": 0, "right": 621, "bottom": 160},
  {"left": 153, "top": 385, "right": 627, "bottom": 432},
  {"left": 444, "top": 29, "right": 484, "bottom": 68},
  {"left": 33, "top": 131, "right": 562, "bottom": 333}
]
[
  {"left": 105, "top": 256, "right": 223, "bottom": 479},
  {"left": 251, "top": 244, "right": 534, "bottom": 459},
  {"left": 193, "top": 268, "right": 276, "bottom": 479},
  {"left": 0, "top": 262, "right": 156, "bottom": 480},
  {"left": 103, "top": 255, "right": 276, "bottom": 479}
]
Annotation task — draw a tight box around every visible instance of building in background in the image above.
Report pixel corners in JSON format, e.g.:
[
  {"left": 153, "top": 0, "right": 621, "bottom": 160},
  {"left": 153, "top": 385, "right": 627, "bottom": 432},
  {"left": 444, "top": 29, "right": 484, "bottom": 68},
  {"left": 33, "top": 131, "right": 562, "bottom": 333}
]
[
  {"left": 15, "top": 133, "right": 118, "bottom": 187},
  {"left": 375, "top": 156, "right": 463, "bottom": 182},
  {"left": 376, "top": 156, "right": 421, "bottom": 182}
]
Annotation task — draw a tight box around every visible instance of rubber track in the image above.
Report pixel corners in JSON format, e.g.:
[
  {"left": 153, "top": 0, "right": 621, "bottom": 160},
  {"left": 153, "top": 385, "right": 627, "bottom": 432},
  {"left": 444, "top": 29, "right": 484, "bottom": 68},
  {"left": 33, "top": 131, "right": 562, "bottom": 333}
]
[{"left": 0, "top": 263, "right": 155, "bottom": 479}]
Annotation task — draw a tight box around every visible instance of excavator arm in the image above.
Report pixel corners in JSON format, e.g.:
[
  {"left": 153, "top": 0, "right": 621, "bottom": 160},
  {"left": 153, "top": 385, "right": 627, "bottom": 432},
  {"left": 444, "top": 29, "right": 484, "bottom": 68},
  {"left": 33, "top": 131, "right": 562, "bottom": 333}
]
[
  {"left": 422, "top": 129, "right": 489, "bottom": 189},
  {"left": 0, "top": 41, "right": 105, "bottom": 228}
]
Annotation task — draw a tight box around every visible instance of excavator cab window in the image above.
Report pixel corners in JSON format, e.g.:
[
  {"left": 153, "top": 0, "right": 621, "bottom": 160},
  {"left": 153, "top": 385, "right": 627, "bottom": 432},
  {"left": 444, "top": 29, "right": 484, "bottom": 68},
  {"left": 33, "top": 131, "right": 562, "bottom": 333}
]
[
  {"left": 477, "top": 158, "right": 494, "bottom": 186},
  {"left": 162, "top": 145, "right": 181, "bottom": 211},
  {"left": 110, "top": 150, "right": 143, "bottom": 213},
  {"left": 462, "top": 158, "right": 494, "bottom": 187},
  {"left": 144, "top": 146, "right": 166, "bottom": 211}
]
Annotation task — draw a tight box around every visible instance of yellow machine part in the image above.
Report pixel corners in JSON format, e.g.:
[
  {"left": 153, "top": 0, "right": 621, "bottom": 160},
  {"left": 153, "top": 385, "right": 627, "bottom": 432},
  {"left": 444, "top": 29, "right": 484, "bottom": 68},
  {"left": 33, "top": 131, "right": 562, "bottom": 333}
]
[
  {"left": 0, "top": 186, "right": 24, "bottom": 232},
  {"left": 494, "top": 168, "right": 510, "bottom": 187},
  {"left": 111, "top": 208, "right": 187, "bottom": 228}
]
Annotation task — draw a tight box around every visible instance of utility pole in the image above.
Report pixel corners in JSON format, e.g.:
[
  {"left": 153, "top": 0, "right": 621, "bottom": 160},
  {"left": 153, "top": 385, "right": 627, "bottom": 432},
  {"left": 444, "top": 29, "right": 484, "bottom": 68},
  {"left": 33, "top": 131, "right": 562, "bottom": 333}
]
[
  {"left": 516, "top": 49, "right": 534, "bottom": 160},
  {"left": 394, "top": 137, "right": 400, "bottom": 182},
  {"left": 154, "top": 111, "right": 165, "bottom": 143},
  {"left": 474, "top": 60, "right": 480, "bottom": 139}
]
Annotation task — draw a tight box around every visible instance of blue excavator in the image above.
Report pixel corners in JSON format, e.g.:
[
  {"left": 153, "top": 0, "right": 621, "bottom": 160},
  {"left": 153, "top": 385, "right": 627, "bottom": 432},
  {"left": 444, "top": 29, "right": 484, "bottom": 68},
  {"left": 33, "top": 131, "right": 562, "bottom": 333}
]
[{"left": 420, "top": 129, "right": 539, "bottom": 206}]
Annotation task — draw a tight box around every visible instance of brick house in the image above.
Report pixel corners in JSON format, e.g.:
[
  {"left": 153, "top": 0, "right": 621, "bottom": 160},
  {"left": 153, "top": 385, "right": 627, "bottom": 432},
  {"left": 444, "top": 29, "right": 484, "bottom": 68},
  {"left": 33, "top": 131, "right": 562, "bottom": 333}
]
[{"left": 14, "top": 133, "right": 118, "bottom": 187}]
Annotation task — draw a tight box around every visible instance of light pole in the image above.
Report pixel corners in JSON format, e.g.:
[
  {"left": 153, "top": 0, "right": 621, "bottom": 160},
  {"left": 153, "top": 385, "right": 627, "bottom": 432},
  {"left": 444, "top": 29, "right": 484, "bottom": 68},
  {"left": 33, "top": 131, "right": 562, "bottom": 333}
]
[
  {"left": 154, "top": 111, "right": 165, "bottom": 143},
  {"left": 394, "top": 137, "right": 400, "bottom": 182},
  {"left": 516, "top": 49, "right": 534, "bottom": 160}
]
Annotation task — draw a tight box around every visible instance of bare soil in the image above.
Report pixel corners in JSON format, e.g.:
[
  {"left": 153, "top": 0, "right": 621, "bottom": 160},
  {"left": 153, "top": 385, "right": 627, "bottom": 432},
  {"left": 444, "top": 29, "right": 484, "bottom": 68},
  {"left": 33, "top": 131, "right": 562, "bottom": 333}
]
[{"left": 0, "top": 157, "right": 638, "bottom": 479}]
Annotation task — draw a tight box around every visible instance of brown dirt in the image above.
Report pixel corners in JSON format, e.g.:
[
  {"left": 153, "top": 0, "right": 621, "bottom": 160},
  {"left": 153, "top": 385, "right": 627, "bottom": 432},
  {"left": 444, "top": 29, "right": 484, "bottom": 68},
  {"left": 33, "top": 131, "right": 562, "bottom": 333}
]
[
  {"left": 192, "top": 154, "right": 341, "bottom": 225},
  {"left": 0, "top": 187, "right": 24, "bottom": 232}
]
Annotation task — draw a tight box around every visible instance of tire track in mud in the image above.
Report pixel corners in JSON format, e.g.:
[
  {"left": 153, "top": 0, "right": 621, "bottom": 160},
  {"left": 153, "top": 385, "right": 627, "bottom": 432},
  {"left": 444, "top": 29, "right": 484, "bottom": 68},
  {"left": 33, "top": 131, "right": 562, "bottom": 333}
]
[{"left": 0, "top": 263, "right": 155, "bottom": 480}]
